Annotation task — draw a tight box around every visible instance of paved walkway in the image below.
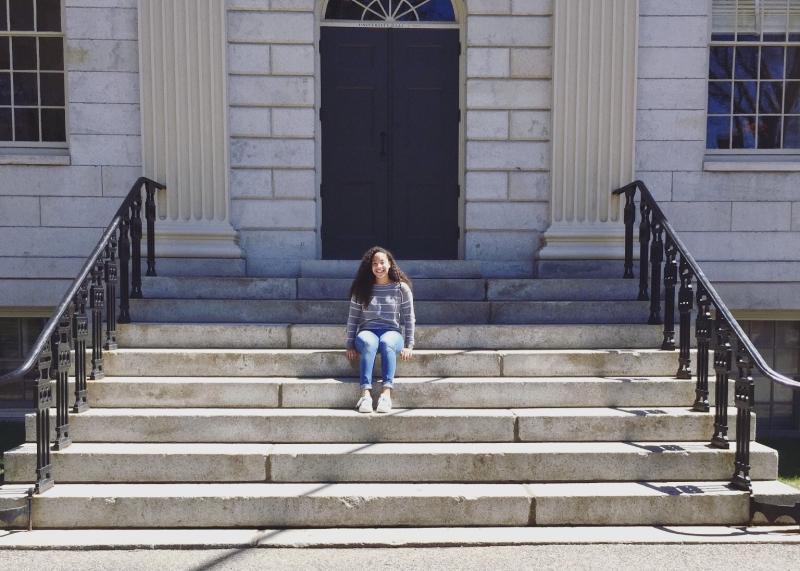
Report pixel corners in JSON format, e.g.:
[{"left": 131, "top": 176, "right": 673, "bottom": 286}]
[{"left": 2, "top": 544, "right": 800, "bottom": 570}]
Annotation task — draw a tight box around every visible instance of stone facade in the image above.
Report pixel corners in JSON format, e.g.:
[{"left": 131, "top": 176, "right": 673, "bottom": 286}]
[{"left": 0, "top": 0, "right": 798, "bottom": 312}]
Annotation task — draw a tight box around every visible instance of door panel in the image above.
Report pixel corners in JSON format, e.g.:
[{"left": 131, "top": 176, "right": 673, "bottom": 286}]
[
  {"left": 321, "top": 26, "right": 459, "bottom": 259},
  {"left": 321, "top": 27, "right": 389, "bottom": 259},
  {"left": 390, "top": 28, "right": 459, "bottom": 259}
]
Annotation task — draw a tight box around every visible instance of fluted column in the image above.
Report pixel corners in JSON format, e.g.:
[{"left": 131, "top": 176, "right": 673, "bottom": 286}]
[
  {"left": 539, "top": 0, "right": 638, "bottom": 261},
  {"left": 138, "top": 0, "right": 241, "bottom": 258}
]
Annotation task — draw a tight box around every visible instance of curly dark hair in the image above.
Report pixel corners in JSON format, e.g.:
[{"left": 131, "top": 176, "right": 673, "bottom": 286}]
[{"left": 349, "top": 246, "right": 412, "bottom": 308}]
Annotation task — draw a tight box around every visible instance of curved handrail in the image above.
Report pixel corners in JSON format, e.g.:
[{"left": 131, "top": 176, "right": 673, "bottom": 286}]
[
  {"left": 613, "top": 180, "right": 800, "bottom": 392},
  {"left": 0, "top": 177, "right": 165, "bottom": 387}
]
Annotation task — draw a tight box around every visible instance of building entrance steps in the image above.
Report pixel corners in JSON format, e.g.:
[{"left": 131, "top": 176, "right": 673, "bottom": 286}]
[{"left": 4, "top": 263, "right": 799, "bottom": 531}]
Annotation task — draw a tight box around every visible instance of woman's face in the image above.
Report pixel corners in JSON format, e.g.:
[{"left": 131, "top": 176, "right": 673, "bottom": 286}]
[{"left": 371, "top": 251, "right": 391, "bottom": 281}]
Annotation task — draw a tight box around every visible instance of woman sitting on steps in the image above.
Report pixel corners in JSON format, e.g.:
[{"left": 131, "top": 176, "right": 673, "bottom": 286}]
[{"left": 345, "top": 246, "right": 416, "bottom": 413}]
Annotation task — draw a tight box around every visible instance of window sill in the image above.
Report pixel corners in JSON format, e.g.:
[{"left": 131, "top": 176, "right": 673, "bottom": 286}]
[{"left": 0, "top": 153, "right": 70, "bottom": 166}]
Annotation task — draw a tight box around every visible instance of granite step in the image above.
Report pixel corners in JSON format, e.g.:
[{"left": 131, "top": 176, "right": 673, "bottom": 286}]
[
  {"left": 99, "top": 348, "right": 694, "bottom": 378},
  {"left": 127, "top": 299, "right": 650, "bottom": 324},
  {"left": 2, "top": 441, "right": 778, "bottom": 484},
  {"left": 68, "top": 375, "right": 705, "bottom": 409},
  {"left": 116, "top": 323, "right": 666, "bottom": 350},
  {"left": 25, "top": 407, "right": 733, "bottom": 444},
  {"left": 1, "top": 481, "right": 755, "bottom": 528}
]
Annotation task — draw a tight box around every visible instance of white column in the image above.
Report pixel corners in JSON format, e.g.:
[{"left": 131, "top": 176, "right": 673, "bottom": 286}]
[
  {"left": 138, "top": 0, "right": 241, "bottom": 258},
  {"left": 539, "top": 0, "right": 638, "bottom": 260}
]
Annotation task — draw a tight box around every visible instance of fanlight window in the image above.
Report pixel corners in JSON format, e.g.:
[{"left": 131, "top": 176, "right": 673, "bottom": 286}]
[{"left": 325, "top": 0, "right": 455, "bottom": 22}]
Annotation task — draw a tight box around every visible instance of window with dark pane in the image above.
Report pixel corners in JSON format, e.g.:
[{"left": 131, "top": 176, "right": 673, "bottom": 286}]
[
  {"left": 0, "top": 0, "right": 64, "bottom": 143},
  {"left": 324, "top": 0, "right": 456, "bottom": 22},
  {"left": 708, "top": 0, "right": 800, "bottom": 151}
]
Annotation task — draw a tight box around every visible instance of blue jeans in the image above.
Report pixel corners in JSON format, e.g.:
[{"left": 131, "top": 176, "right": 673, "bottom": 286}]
[{"left": 354, "top": 329, "right": 404, "bottom": 389}]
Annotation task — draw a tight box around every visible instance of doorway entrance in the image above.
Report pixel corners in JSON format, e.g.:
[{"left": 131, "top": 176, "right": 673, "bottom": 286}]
[{"left": 320, "top": 2, "right": 460, "bottom": 259}]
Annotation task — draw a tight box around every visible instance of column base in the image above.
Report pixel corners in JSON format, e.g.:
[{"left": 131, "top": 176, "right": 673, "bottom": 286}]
[
  {"left": 148, "top": 221, "right": 243, "bottom": 259},
  {"left": 538, "top": 223, "right": 628, "bottom": 260}
]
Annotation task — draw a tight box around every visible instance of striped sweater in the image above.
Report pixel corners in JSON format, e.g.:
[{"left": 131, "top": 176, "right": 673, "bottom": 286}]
[{"left": 345, "top": 282, "right": 416, "bottom": 349}]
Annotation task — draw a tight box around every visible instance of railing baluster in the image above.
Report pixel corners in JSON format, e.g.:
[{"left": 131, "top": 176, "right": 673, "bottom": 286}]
[
  {"left": 648, "top": 217, "right": 664, "bottom": 324},
  {"left": 118, "top": 210, "right": 132, "bottom": 324},
  {"left": 676, "top": 256, "right": 694, "bottom": 379},
  {"left": 104, "top": 238, "right": 118, "bottom": 350},
  {"left": 661, "top": 235, "right": 677, "bottom": 350},
  {"left": 52, "top": 310, "right": 72, "bottom": 450},
  {"left": 622, "top": 188, "right": 635, "bottom": 279},
  {"left": 692, "top": 285, "right": 712, "bottom": 412},
  {"left": 638, "top": 199, "right": 651, "bottom": 301},
  {"left": 711, "top": 313, "right": 732, "bottom": 449},
  {"left": 731, "top": 341, "right": 755, "bottom": 491},
  {"left": 32, "top": 342, "right": 53, "bottom": 494},
  {"left": 72, "top": 282, "right": 89, "bottom": 413},
  {"left": 145, "top": 180, "right": 157, "bottom": 277},
  {"left": 89, "top": 261, "right": 105, "bottom": 380},
  {"left": 130, "top": 187, "right": 143, "bottom": 299}
]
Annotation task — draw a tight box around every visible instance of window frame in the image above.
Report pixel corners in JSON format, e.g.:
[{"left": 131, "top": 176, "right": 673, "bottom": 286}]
[{"left": 0, "top": 0, "right": 68, "bottom": 152}]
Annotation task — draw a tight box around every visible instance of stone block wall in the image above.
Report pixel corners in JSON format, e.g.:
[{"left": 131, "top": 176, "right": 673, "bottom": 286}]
[
  {"left": 636, "top": 0, "right": 800, "bottom": 310},
  {"left": 464, "top": 0, "right": 552, "bottom": 263},
  {"left": 227, "top": 0, "right": 317, "bottom": 276},
  {"left": 0, "top": 0, "right": 141, "bottom": 308}
]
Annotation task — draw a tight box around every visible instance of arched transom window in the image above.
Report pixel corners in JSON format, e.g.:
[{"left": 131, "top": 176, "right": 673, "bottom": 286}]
[{"left": 325, "top": 0, "right": 455, "bottom": 23}]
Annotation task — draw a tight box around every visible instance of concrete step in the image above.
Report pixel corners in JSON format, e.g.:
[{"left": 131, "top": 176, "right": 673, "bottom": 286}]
[
  {"left": 116, "top": 323, "right": 666, "bottom": 350},
  {"left": 3, "top": 442, "right": 777, "bottom": 484},
  {"left": 72, "top": 376, "right": 705, "bottom": 409},
  {"left": 298, "top": 259, "right": 538, "bottom": 278},
  {"left": 25, "top": 407, "right": 733, "bottom": 444},
  {"left": 127, "top": 299, "right": 650, "bottom": 324},
  {"left": 140, "top": 276, "right": 640, "bottom": 302},
  {"left": 100, "top": 348, "right": 694, "bottom": 378},
  {"left": 2, "top": 481, "right": 753, "bottom": 528}
]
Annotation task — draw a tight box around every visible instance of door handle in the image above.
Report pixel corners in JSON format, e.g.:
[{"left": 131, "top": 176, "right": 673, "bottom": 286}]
[{"left": 380, "top": 131, "right": 387, "bottom": 157}]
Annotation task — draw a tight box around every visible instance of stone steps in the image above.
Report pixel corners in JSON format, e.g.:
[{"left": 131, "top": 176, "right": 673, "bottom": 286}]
[
  {"left": 128, "top": 299, "right": 650, "bottom": 324},
  {"left": 100, "top": 348, "right": 694, "bottom": 378},
  {"left": 140, "top": 276, "right": 638, "bottom": 301},
  {"left": 116, "top": 323, "right": 666, "bottom": 349},
  {"left": 26, "top": 407, "right": 736, "bottom": 444},
  {"left": 2, "top": 442, "right": 778, "bottom": 484},
  {"left": 70, "top": 376, "right": 706, "bottom": 408},
  {"left": 6, "top": 481, "right": 755, "bottom": 528}
]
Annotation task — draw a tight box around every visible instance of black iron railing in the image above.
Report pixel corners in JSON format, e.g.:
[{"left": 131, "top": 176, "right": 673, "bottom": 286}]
[
  {"left": 0, "top": 177, "right": 165, "bottom": 496},
  {"left": 614, "top": 180, "right": 800, "bottom": 493}
]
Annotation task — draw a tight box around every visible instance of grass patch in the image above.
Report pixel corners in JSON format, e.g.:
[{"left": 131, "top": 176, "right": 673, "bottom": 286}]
[{"left": 760, "top": 437, "right": 800, "bottom": 488}]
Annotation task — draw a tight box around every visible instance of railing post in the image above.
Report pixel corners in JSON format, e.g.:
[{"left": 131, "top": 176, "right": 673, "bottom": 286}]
[
  {"left": 145, "top": 180, "right": 157, "bottom": 277},
  {"left": 676, "top": 255, "right": 694, "bottom": 379},
  {"left": 711, "top": 313, "right": 732, "bottom": 449},
  {"left": 72, "top": 282, "right": 90, "bottom": 413},
  {"left": 103, "top": 238, "right": 118, "bottom": 350},
  {"left": 648, "top": 218, "right": 664, "bottom": 324},
  {"left": 117, "top": 210, "right": 132, "bottom": 324},
  {"left": 31, "top": 342, "right": 54, "bottom": 494},
  {"left": 51, "top": 310, "right": 72, "bottom": 450},
  {"left": 731, "top": 341, "right": 754, "bottom": 492},
  {"left": 661, "top": 235, "right": 677, "bottom": 350},
  {"left": 638, "top": 199, "right": 651, "bottom": 301},
  {"left": 622, "top": 188, "right": 636, "bottom": 279},
  {"left": 130, "top": 186, "right": 143, "bottom": 299},
  {"left": 89, "top": 260, "right": 105, "bottom": 380},
  {"left": 692, "top": 285, "right": 712, "bottom": 412}
]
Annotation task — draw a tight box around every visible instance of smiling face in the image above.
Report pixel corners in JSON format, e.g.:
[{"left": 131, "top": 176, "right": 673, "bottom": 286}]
[{"left": 371, "top": 251, "right": 391, "bottom": 283}]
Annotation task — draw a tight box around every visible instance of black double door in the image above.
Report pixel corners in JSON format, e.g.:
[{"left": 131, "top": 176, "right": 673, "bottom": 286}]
[{"left": 321, "top": 26, "right": 459, "bottom": 259}]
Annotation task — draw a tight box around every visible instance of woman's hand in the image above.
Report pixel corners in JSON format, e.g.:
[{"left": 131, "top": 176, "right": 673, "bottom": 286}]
[
  {"left": 346, "top": 348, "right": 358, "bottom": 361},
  {"left": 400, "top": 348, "right": 413, "bottom": 361}
]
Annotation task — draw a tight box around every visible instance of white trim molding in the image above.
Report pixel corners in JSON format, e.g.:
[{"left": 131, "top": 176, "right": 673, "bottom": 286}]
[
  {"left": 138, "top": 0, "right": 242, "bottom": 259},
  {"left": 540, "top": 0, "right": 638, "bottom": 261}
]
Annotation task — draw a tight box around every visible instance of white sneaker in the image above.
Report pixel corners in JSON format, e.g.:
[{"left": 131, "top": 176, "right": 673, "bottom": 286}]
[
  {"left": 356, "top": 395, "right": 373, "bottom": 413},
  {"left": 376, "top": 394, "right": 392, "bottom": 413}
]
